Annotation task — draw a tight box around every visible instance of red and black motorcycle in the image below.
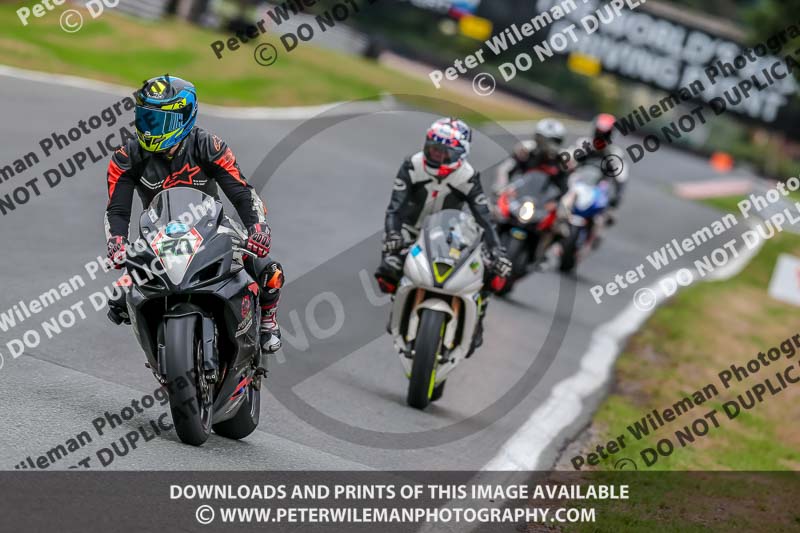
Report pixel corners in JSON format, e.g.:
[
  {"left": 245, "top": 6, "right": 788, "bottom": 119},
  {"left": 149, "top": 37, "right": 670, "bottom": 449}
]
[{"left": 493, "top": 170, "right": 565, "bottom": 295}]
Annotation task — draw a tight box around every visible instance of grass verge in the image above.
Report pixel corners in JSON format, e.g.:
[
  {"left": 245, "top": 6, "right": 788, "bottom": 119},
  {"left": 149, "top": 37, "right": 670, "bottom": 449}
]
[
  {"left": 578, "top": 195, "right": 800, "bottom": 471},
  {"left": 0, "top": 4, "right": 543, "bottom": 122},
  {"left": 555, "top": 196, "right": 800, "bottom": 532}
]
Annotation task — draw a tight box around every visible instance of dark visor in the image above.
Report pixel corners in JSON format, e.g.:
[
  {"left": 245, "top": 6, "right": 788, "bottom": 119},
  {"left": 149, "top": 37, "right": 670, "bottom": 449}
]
[{"left": 424, "top": 140, "right": 463, "bottom": 166}]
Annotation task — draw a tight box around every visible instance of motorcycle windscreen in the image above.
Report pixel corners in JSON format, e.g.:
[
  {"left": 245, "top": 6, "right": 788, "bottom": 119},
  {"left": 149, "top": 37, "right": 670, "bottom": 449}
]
[
  {"left": 511, "top": 170, "right": 555, "bottom": 198},
  {"left": 143, "top": 188, "right": 218, "bottom": 285},
  {"left": 422, "top": 209, "right": 481, "bottom": 283}
]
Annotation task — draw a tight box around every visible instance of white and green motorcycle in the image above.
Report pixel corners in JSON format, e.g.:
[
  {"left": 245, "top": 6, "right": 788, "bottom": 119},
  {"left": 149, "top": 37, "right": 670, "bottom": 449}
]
[{"left": 390, "top": 209, "right": 486, "bottom": 410}]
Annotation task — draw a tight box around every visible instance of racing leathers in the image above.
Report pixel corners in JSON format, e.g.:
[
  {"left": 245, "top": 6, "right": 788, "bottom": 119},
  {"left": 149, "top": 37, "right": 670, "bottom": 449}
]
[
  {"left": 494, "top": 140, "right": 570, "bottom": 196},
  {"left": 375, "top": 152, "right": 510, "bottom": 354},
  {"left": 103, "top": 127, "right": 284, "bottom": 362}
]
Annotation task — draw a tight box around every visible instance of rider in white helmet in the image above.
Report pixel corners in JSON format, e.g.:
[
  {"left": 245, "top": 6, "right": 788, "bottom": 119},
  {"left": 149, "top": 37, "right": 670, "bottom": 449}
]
[
  {"left": 494, "top": 118, "right": 570, "bottom": 195},
  {"left": 375, "top": 118, "right": 512, "bottom": 353}
]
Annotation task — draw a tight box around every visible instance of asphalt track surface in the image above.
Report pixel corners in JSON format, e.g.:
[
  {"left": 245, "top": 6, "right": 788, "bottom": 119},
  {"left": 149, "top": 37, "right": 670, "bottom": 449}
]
[{"left": 0, "top": 73, "right": 757, "bottom": 471}]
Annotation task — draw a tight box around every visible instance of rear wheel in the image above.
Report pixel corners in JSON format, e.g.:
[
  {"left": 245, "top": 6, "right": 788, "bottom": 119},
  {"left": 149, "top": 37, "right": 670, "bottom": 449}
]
[
  {"left": 213, "top": 384, "right": 260, "bottom": 440},
  {"left": 164, "top": 316, "right": 212, "bottom": 446},
  {"left": 407, "top": 309, "right": 447, "bottom": 410}
]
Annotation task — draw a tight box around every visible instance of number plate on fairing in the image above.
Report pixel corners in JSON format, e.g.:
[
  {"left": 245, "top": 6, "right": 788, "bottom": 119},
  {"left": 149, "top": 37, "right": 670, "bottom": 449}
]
[{"left": 511, "top": 228, "right": 528, "bottom": 240}]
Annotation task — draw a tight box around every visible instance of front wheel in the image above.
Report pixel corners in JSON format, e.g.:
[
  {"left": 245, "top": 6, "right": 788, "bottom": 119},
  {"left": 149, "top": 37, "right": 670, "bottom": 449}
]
[
  {"left": 164, "top": 316, "right": 212, "bottom": 446},
  {"left": 407, "top": 309, "right": 447, "bottom": 410},
  {"left": 498, "top": 235, "right": 530, "bottom": 295},
  {"left": 559, "top": 225, "right": 583, "bottom": 273}
]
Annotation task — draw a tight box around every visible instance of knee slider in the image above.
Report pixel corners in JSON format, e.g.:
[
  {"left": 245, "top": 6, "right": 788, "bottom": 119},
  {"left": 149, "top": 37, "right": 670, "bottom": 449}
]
[{"left": 263, "top": 262, "right": 284, "bottom": 292}]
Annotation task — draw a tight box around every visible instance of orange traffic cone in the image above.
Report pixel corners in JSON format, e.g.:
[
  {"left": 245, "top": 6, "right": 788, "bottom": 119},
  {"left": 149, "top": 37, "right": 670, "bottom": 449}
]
[{"left": 710, "top": 152, "right": 734, "bottom": 173}]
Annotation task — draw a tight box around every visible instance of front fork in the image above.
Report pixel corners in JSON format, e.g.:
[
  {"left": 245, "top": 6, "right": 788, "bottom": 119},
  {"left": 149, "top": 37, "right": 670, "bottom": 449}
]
[
  {"left": 475, "top": 290, "right": 489, "bottom": 333},
  {"left": 405, "top": 290, "right": 463, "bottom": 358}
]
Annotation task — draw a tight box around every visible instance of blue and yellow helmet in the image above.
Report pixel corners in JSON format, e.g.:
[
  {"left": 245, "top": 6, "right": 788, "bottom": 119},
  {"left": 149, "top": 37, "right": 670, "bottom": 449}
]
[{"left": 134, "top": 75, "right": 198, "bottom": 153}]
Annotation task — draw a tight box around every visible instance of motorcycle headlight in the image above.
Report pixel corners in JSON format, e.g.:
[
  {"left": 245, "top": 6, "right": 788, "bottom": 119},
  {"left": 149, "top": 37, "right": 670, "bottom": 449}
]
[{"left": 518, "top": 201, "right": 535, "bottom": 222}]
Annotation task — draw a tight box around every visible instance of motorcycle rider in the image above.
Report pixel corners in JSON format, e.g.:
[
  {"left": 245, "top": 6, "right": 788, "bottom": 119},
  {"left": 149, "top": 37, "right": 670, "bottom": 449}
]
[
  {"left": 374, "top": 118, "right": 512, "bottom": 353},
  {"left": 566, "top": 113, "right": 628, "bottom": 214},
  {"left": 556, "top": 113, "right": 628, "bottom": 257},
  {"left": 104, "top": 75, "right": 283, "bottom": 373},
  {"left": 494, "top": 118, "right": 570, "bottom": 195}
]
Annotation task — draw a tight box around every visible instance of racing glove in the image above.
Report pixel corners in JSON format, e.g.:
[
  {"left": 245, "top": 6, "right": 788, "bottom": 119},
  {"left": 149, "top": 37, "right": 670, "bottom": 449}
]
[
  {"left": 247, "top": 223, "right": 272, "bottom": 258},
  {"left": 382, "top": 231, "right": 404, "bottom": 255},
  {"left": 107, "top": 236, "right": 127, "bottom": 270}
]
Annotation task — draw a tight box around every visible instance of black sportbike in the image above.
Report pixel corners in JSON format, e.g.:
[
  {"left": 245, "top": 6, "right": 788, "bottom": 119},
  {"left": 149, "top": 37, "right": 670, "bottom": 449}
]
[
  {"left": 124, "top": 188, "right": 262, "bottom": 446},
  {"left": 493, "top": 170, "right": 565, "bottom": 294}
]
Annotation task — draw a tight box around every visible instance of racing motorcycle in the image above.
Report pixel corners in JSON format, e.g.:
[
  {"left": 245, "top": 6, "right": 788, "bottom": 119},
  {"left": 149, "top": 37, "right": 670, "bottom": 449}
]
[
  {"left": 389, "top": 209, "right": 485, "bottom": 410},
  {"left": 558, "top": 166, "right": 611, "bottom": 273},
  {"left": 493, "top": 170, "right": 565, "bottom": 294},
  {"left": 124, "top": 188, "right": 262, "bottom": 446}
]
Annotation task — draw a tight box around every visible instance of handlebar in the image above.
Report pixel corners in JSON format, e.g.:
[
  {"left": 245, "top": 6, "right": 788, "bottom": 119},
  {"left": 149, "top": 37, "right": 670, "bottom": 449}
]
[{"left": 233, "top": 246, "right": 259, "bottom": 259}]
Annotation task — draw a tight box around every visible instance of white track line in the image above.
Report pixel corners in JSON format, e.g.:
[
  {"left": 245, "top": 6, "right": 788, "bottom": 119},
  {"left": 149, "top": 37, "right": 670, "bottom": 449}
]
[
  {"left": 0, "top": 64, "right": 387, "bottom": 120},
  {"left": 483, "top": 223, "right": 765, "bottom": 471}
]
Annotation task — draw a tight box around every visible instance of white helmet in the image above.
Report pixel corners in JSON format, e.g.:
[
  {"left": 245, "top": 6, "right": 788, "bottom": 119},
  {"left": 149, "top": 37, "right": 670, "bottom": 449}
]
[{"left": 534, "top": 119, "right": 566, "bottom": 158}]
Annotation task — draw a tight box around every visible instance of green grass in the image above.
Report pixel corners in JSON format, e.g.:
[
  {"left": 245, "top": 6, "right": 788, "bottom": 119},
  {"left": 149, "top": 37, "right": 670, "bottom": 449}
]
[
  {"left": 586, "top": 234, "right": 800, "bottom": 467},
  {"left": 584, "top": 196, "right": 800, "bottom": 471},
  {"left": 561, "top": 472, "right": 800, "bottom": 533},
  {"left": 0, "top": 4, "right": 544, "bottom": 122},
  {"left": 559, "top": 196, "right": 800, "bottom": 531},
  {"left": 700, "top": 195, "right": 745, "bottom": 215}
]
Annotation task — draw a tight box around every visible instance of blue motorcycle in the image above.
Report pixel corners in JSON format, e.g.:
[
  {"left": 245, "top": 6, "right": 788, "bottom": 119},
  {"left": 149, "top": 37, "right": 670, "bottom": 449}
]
[{"left": 558, "top": 168, "right": 610, "bottom": 273}]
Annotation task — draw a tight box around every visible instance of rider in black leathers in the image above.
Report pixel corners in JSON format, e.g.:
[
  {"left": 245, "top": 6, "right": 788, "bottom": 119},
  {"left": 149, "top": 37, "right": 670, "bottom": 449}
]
[
  {"left": 374, "top": 118, "right": 512, "bottom": 353},
  {"left": 104, "top": 76, "right": 283, "bottom": 373},
  {"left": 494, "top": 118, "right": 570, "bottom": 196}
]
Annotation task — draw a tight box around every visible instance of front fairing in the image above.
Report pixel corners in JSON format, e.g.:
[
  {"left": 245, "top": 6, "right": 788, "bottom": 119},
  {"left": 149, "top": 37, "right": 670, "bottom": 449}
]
[
  {"left": 503, "top": 171, "right": 563, "bottom": 228},
  {"left": 125, "top": 188, "right": 256, "bottom": 361},
  {"left": 570, "top": 178, "right": 610, "bottom": 221},
  {"left": 127, "top": 268, "right": 259, "bottom": 372},
  {"left": 403, "top": 209, "right": 484, "bottom": 293},
  {"left": 127, "top": 188, "right": 242, "bottom": 294}
]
